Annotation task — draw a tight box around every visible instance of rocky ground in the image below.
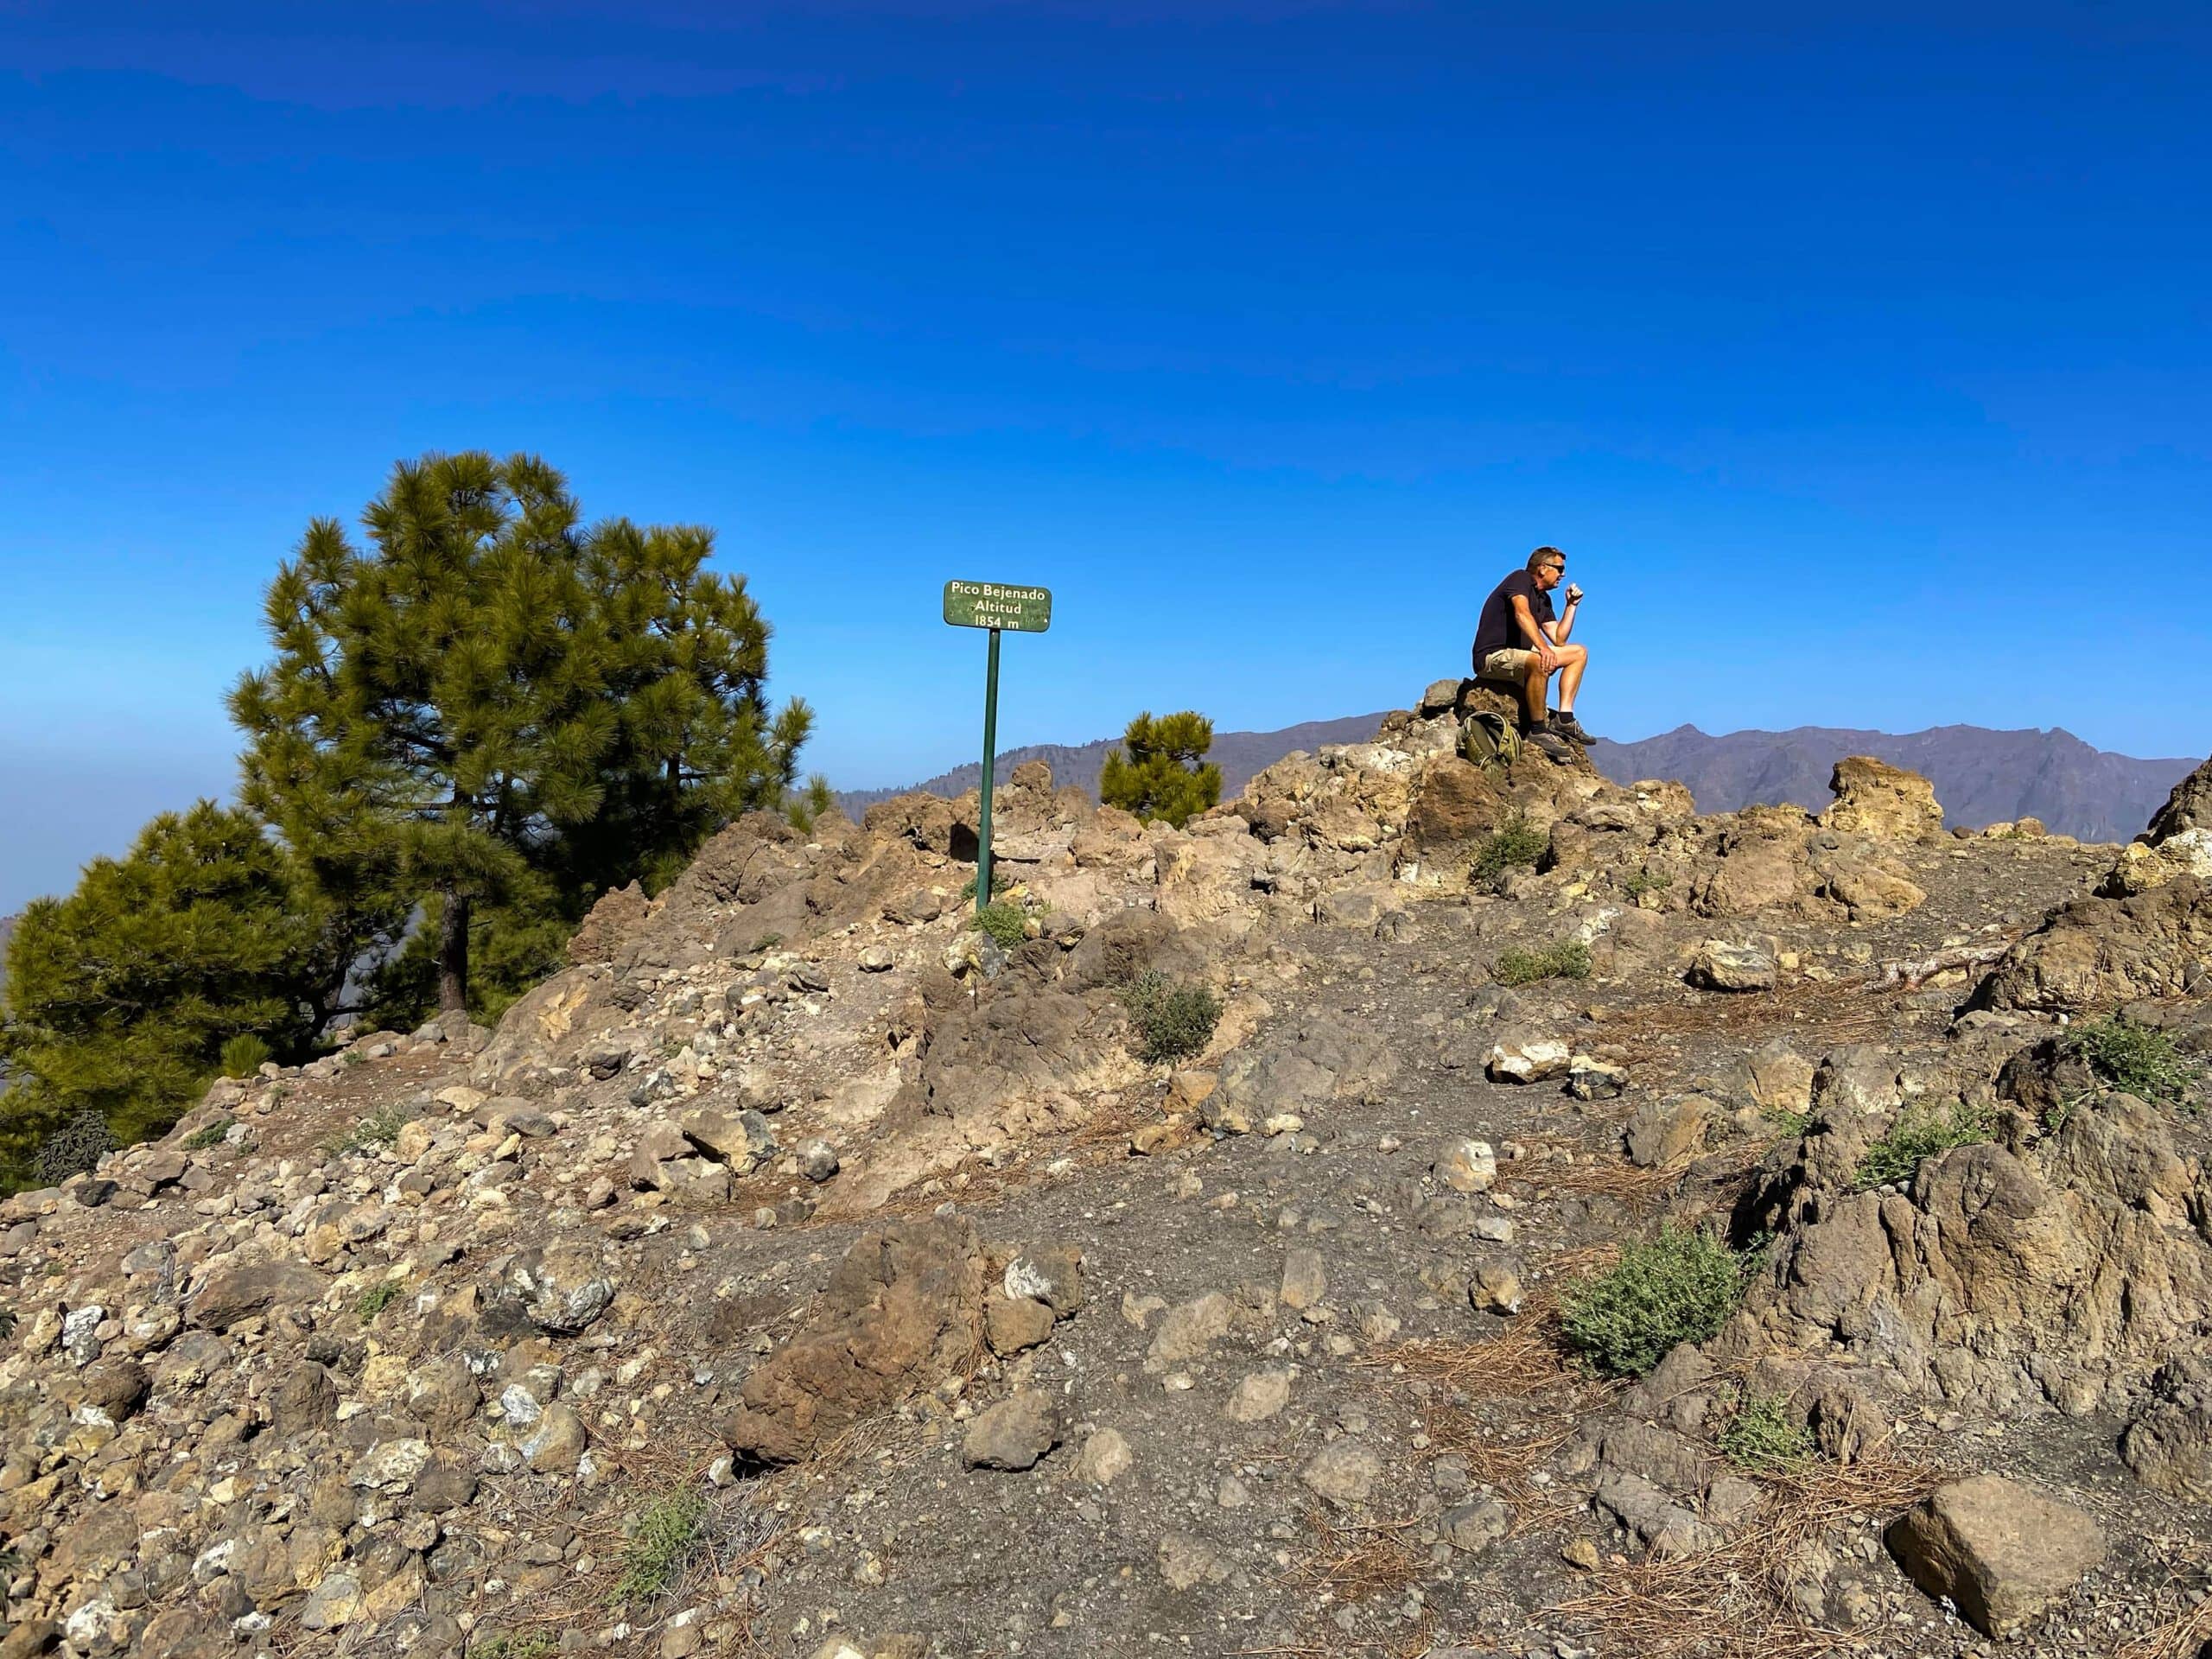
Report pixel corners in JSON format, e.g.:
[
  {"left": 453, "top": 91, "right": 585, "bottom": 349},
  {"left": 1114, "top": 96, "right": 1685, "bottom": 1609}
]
[{"left": 4, "top": 678, "right": 2212, "bottom": 1659}]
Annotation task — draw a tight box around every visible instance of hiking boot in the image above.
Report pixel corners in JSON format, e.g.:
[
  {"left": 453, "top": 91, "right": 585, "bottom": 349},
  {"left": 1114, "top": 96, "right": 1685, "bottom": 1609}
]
[
  {"left": 1526, "top": 727, "right": 1574, "bottom": 764},
  {"left": 1550, "top": 710, "right": 1599, "bottom": 745}
]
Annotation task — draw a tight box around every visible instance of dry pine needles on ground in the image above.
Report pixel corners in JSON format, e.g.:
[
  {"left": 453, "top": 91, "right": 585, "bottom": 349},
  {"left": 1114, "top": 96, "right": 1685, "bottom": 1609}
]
[{"left": 1548, "top": 1455, "right": 1944, "bottom": 1659}]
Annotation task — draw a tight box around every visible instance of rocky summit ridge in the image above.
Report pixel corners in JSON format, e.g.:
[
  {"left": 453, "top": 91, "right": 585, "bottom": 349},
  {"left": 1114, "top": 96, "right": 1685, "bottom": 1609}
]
[{"left": 3, "top": 676, "right": 2212, "bottom": 1659}]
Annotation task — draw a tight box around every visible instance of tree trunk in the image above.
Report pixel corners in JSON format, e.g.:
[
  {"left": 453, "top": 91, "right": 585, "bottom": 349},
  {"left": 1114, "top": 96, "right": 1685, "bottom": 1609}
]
[{"left": 436, "top": 890, "right": 471, "bottom": 1015}]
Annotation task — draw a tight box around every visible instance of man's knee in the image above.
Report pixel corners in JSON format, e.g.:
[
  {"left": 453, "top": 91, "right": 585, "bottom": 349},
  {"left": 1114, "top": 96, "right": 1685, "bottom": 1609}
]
[{"left": 1560, "top": 644, "right": 1587, "bottom": 664}]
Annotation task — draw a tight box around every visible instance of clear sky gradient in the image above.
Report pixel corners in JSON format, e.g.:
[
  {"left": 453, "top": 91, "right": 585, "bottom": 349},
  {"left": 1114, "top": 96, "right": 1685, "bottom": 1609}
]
[{"left": 4, "top": 2, "right": 2209, "bottom": 911}]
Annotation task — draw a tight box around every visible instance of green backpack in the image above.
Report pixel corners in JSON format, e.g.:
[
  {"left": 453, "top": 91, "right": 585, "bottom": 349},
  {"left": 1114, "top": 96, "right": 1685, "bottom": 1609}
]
[{"left": 1458, "top": 709, "right": 1521, "bottom": 771}]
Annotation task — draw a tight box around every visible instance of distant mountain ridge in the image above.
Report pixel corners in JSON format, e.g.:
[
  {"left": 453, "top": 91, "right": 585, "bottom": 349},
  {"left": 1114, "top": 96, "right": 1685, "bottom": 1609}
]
[
  {"left": 835, "top": 714, "right": 1394, "bottom": 817},
  {"left": 1586, "top": 723, "right": 2195, "bottom": 845},
  {"left": 838, "top": 715, "right": 2196, "bottom": 846}
]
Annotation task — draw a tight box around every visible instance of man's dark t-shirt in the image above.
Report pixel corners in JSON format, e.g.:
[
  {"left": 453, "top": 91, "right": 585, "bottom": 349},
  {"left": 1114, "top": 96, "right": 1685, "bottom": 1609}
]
[{"left": 1472, "top": 571, "right": 1554, "bottom": 671}]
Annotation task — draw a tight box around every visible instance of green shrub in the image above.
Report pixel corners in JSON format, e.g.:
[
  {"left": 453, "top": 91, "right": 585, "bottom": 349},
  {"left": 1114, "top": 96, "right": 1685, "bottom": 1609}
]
[
  {"left": 323, "top": 1103, "right": 412, "bottom": 1156},
  {"left": 1494, "top": 939, "right": 1592, "bottom": 987},
  {"left": 1560, "top": 1224, "right": 1751, "bottom": 1378},
  {"left": 356, "top": 1280, "right": 404, "bottom": 1321},
  {"left": 219, "top": 1033, "right": 273, "bottom": 1078},
  {"left": 958, "top": 867, "right": 1012, "bottom": 901},
  {"left": 1854, "top": 1100, "right": 1995, "bottom": 1190},
  {"left": 2065, "top": 1017, "right": 2200, "bottom": 1109},
  {"left": 467, "top": 1634, "right": 558, "bottom": 1659},
  {"left": 1470, "top": 815, "right": 1548, "bottom": 887},
  {"left": 1761, "top": 1104, "right": 1811, "bottom": 1139},
  {"left": 181, "top": 1118, "right": 234, "bottom": 1152},
  {"left": 1122, "top": 972, "right": 1224, "bottom": 1065},
  {"left": 611, "top": 1487, "right": 709, "bottom": 1604},
  {"left": 1620, "top": 869, "right": 1672, "bottom": 901},
  {"left": 1719, "top": 1389, "right": 1817, "bottom": 1471},
  {"left": 973, "top": 901, "right": 1027, "bottom": 950}
]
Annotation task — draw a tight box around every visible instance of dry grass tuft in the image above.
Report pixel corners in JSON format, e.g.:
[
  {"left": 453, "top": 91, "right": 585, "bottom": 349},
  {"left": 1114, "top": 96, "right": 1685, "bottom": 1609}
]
[
  {"left": 1284, "top": 1508, "right": 1426, "bottom": 1605},
  {"left": 1549, "top": 1455, "right": 1943, "bottom": 1659}
]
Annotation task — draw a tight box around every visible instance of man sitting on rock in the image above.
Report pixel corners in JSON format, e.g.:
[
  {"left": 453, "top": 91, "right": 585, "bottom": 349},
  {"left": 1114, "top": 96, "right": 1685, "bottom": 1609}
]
[{"left": 1472, "top": 545, "right": 1594, "bottom": 763}]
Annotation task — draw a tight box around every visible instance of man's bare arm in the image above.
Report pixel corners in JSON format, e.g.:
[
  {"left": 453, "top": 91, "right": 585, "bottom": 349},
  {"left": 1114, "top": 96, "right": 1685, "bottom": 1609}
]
[
  {"left": 1553, "top": 594, "right": 1577, "bottom": 645},
  {"left": 1510, "top": 595, "right": 1561, "bottom": 668}
]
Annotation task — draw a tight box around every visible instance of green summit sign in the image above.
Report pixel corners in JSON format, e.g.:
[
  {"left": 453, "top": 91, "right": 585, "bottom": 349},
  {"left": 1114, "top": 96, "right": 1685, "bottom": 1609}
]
[
  {"left": 943, "top": 577, "right": 1052, "bottom": 918},
  {"left": 943, "top": 580, "right": 1052, "bottom": 633}
]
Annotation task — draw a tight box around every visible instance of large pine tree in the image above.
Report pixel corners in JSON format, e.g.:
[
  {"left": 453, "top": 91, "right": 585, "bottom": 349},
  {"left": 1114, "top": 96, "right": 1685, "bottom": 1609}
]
[
  {"left": 230, "top": 452, "right": 810, "bottom": 1014},
  {"left": 0, "top": 802, "right": 353, "bottom": 1181}
]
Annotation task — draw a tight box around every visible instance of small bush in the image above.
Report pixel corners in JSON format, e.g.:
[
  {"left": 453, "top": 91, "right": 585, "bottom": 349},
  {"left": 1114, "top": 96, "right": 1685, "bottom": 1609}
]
[
  {"left": 181, "top": 1118, "right": 234, "bottom": 1152},
  {"left": 323, "top": 1103, "right": 412, "bottom": 1156},
  {"left": 611, "top": 1487, "right": 709, "bottom": 1604},
  {"left": 356, "top": 1281, "right": 404, "bottom": 1321},
  {"left": 973, "top": 900, "right": 1027, "bottom": 950},
  {"left": 958, "top": 867, "right": 1013, "bottom": 901},
  {"left": 1122, "top": 972, "right": 1224, "bottom": 1065},
  {"left": 2066, "top": 1017, "right": 2200, "bottom": 1109},
  {"left": 35, "top": 1111, "right": 117, "bottom": 1186},
  {"left": 1560, "top": 1224, "right": 1750, "bottom": 1378},
  {"left": 467, "top": 1635, "right": 557, "bottom": 1659},
  {"left": 1719, "top": 1389, "right": 1817, "bottom": 1471},
  {"left": 219, "top": 1033, "right": 273, "bottom": 1078},
  {"left": 1854, "top": 1099, "right": 1995, "bottom": 1190},
  {"left": 1621, "top": 869, "right": 1672, "bottom": 901},
  {"left": 1494, "top": 939, "right": 1592, "bottom": 988},
  {"left": 1470, "top": 814, "right": 1548, "bottom": 887},
  {"left": 1761, "top": 1104, "right": 1811, "bottom": 1139}
]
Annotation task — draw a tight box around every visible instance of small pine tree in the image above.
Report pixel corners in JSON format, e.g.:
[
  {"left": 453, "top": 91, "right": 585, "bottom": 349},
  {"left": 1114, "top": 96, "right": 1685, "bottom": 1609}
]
[
  {"left": 785, "top": 774, "right": 837, "bottom": 834},
  {"left": 231, "top": 452, "right": 812, "bottom": 1017},
  {"left": 1099, "top": 711, "right": 1222, "bottom": 829},
  {"left": 0, "top": 803, "right": 362, "bottom": 1186}
]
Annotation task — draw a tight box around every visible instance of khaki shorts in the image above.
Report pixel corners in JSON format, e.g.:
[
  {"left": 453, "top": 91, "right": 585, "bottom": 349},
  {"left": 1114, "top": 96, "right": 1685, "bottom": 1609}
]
[{"left": 1478, "top": 648, "right": 1536, "bottom": 683}]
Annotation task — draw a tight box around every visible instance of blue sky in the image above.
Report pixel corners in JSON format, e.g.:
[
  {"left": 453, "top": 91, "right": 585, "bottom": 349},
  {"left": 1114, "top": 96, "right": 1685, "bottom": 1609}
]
[{"left": 3, "top": 2, "right": 2209, "bottom": 910}]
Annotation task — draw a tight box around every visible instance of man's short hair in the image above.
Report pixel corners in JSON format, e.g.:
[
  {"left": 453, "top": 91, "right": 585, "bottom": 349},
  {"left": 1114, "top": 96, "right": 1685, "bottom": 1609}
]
[{"left": 1526, "top": 545, "right": 1565, "bottom": 574}]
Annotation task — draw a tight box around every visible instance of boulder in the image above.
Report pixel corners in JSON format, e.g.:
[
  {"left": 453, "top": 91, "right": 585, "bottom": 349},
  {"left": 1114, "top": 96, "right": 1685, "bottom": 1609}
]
[
  {"left": 2101, "top": 760, "right": 2212, "bottom": 895},
  {"left": 962, "top": 1391, "right": 1061, "bottom": 1471},
  {"left": 721, "top": 1217, "right": 988, "bottom": 1465},
  {"left": 188, "top": 1258, "right": 328, "bottom": 1332},
  {"left": 1485, "top": 1035, "right": 1570, "bottom": 1083},
  {"left": 1624, "top": 1096, "right": 1713, "bottom": 1167},
  {"left": 1973, "top": 876, "right": 2212, "bottom": 1012},
  {"left": 1688, "top": 939, "right": 1777, "bottom": 992},
  {"left": 1821, "top": 757, "right": 1942, "bottom": 841},
  {"left": 1434, "top": 1139, "right": 1497, "bottom": 1193},
  {"left": 1885, "top": 1475, "right": 2104, "bottom": 1637}
]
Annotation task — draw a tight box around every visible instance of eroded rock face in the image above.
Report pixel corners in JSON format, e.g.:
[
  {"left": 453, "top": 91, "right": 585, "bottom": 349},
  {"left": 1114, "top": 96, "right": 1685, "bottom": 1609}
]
[
  {"left": 1821, "top": 756, "right": 1942, "bottom": 841},
  {"left": 1741, "top": 1092, "right": 2212, "bottom": 1413},
  {"left": 2102, "top": 755, "right": 2212, "bottom": 896},
  {"left": 721, "top": 1217, "right": 992, "bottom": 1465},
  {"left": 2122, "top": 1357, "right": 2212, "bottom": 1498},
  {"left": 1973, "top": 877, "right": 2212, "bottom": 1012},
  {"left": 568, "top": 880, "right": 652, "bottom": 964}
]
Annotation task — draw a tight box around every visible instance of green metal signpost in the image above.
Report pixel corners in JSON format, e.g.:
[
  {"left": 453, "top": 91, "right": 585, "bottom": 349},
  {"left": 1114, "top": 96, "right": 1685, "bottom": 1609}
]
[{"left": 943, "top": 581, "right": 1052, "bottom": 914}]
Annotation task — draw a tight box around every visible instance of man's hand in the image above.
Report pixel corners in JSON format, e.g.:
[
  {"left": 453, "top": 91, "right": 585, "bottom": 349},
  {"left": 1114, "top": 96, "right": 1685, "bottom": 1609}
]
[
  {"left": 1565, "top": 582, "right": 1584, "bottom": 605},
  {"left": 1535, "top": 640, "right": 1561, "bottom": 672}
]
